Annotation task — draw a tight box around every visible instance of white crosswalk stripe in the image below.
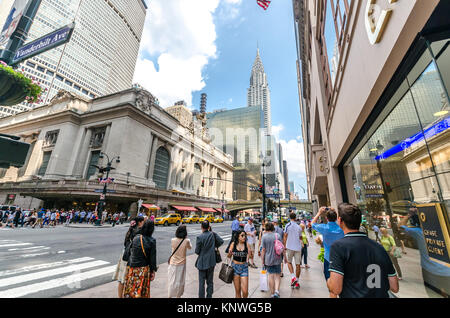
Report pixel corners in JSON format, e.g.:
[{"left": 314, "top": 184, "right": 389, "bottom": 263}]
[
  {"left": 0, "top": 260, "right": 109, "bottom": 288},
  {"left": 0, "top": 265, "right": 117, "bottom": 298},
  {"left": 0, "top": 257, "right": 94, "bottom": 277},
  {"left": 0, "top": 239, "right": 115, "bottom": 297}
]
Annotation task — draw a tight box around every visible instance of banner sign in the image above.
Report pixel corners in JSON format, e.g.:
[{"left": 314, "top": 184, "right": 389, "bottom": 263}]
[
  {"left": 417, "top": 203, "right": 450, "bottom": 267},
  {"left": 0, "top": 0, "right": 29, "bottom": 48},
  {"left": 11, "top": 23, "right": 74, "bottom": 64},
  {"left": 94, "top": 189, "right": 116, "bottom": 193}
]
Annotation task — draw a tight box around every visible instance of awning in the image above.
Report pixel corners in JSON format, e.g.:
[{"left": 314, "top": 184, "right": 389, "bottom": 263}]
[
  {"left": 197, "top": 207, "right": 217, "bottom": 213},
  {"left": 172, "top": 206, "right": 198, "bottom": 212},
  {"left": 214, "top": 208, "right": 229, "bottom": 213},
  {"left": 142, "top": 204, "right": 160, "bottom": 210}
]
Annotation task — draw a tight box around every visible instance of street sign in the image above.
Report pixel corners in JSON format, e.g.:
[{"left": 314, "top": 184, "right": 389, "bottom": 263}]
[
  {"left": 11, "top": 23, "right": 74, "bottom": 65},
  {"left": 94, "top": 189, "right": 116, "bottom": 193},
  {"left": 0, "top": 0, "right": 29, "bottom": 48},
  {"left": 266, "top": 194, "right": 280, "bottom": 199}
]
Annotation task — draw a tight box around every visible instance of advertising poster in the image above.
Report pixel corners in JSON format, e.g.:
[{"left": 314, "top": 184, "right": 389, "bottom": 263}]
[{"left": 0, "top": 0, "right": 29, "bottom": 48}]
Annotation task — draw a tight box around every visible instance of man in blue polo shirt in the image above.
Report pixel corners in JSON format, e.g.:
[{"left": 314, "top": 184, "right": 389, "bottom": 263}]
[
  {"left": 311, "top": 207, "right": 344, "bottom": 283},
  {"left": 225, "top": 215, "right": 241, "bottom": 253},
  {"left": 327, "top": 203, "right": 399, "bottom": 298}
]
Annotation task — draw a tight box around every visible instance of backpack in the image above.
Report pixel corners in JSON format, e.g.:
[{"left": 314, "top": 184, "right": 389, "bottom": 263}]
[{"left": 274, "top": 234, "right": 284, "bottom": 256}]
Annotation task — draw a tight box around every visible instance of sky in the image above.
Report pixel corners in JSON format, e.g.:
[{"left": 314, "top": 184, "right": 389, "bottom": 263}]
[{"left": 133, "top": 0, "right": 307, "bottom": 199}]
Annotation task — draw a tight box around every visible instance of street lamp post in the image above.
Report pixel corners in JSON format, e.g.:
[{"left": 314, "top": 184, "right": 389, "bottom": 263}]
[
  {"left": 276, "top": 177, "right": 281, "bottom": 221},
  {"left": 92, "top": 152, "right": 120, "bottom": 226},
  {"left": 369, "top": 141, "right": 401, "bottom": 245},
  {"left": 259, "top": 154, "right": 269, "bottom": 221}
]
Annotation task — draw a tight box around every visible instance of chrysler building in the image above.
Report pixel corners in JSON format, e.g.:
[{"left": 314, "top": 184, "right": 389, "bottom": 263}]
[{"left": 247, "top": 48, "right": 271, "bottom": 135}]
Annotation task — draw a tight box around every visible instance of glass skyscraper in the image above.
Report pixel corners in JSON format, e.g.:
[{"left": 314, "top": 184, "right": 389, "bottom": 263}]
[{"left": 0, "top": 0, "right": 147, "bottom": 117}]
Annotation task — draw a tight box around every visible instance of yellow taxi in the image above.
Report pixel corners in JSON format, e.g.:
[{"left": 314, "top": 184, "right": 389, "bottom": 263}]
[
  {"left": 154, "top": 213, "right": 182, "bottom": 226},
  {"left": 182, "top": 215, "right": 199, "bottom": 224},
  {"left": 214, "top": 216, "right": 224, "bottom": 223},
  {"left": 199, "top": 214, "right": 215, "bottom": 223}
]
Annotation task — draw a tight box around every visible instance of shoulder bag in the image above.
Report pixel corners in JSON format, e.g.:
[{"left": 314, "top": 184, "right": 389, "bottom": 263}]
[
  {"left": 219, "top": 258, "right": 234, "bottom": 284},
  {"left": 213, "top": 232, "right": 222, "bottom": 263},
  {"left": 168, "top": 238, "right": 186, "bottom": 264}
]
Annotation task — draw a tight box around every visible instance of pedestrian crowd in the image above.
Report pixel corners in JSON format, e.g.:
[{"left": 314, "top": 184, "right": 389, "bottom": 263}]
[
  {"left": 112, "top": 202, "right": 403, "bottom": 299},
  {"left": 0, "top": 207, "right": 128, "bottom": 229}
]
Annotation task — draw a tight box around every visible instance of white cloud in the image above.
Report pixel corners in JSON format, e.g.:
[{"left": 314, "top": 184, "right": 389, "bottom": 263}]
[
  {"left": 279, "top": 139, "right": 306, "bottom": 176},
  {"left": 133, "top": 0, "right": 221, "bottom": 107},
  {"left": 272, "top": 124, "right": 284, "bottom": 140}
]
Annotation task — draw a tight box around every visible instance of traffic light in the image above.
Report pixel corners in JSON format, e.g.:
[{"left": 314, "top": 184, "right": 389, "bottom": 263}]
[
  {"left": 385, "top": 182, "right": 392, "bottom": 193},
  {"left": 201, "top": 179, "right": 205, "bottom": 187},
  {"left": 0, "top": 135, "right": 30, "bottom": 169},
  {"left": 259, "top": 185, "right": 263, "bottom": 193}
]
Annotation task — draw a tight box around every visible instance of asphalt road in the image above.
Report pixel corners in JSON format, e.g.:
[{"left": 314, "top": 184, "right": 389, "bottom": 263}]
[{"left": 0, "top": 221, "right": 233, "bottom": 298}]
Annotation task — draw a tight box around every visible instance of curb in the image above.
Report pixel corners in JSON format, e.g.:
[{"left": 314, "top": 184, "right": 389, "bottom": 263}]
[{"left": 64, "top": 224, "right": 128, "bottom": 229}]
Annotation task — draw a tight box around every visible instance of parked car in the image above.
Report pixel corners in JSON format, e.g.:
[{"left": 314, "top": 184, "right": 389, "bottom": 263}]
[{"left": 154, "top": 213, "right": 182, "bottom": 226}]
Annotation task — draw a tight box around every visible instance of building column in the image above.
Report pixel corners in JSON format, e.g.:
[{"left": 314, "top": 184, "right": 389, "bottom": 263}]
[
  {"left": 74, "top": 129, "right": 93, "bottom": 178},
  {"left": 145, "top": 132, "right": 155, "bottom": 179},
  {"left": 148, "top": 135, "right": 159, "bottom": 183}
]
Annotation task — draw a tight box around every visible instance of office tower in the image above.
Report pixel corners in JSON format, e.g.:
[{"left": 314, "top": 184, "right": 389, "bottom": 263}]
[
  {"left": 206, "top": 106, "right": 266, "bottom": 200},
  {"left": 0, "top": 0, "right": 147, "bottom": 117},
  {"left": 247, "top": 48, "right": 272, "bottom": 134}
]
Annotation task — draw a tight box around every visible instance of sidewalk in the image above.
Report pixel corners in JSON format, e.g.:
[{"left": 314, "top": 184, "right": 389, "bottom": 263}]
[
  {"left": 64, "top": 235, "right": 330, "bottom": 298},
  {"left": 64, "top": 223, "right": 129, "bottom": 229}
]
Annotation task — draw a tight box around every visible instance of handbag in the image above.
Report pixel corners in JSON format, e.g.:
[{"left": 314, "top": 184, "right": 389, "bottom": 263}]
[
  {"left": 122, "top": 240, "right": 132, "bottom": 262},
  {"left": 215, "top": 247, "right": 222, "bottom": 263},
  {"left": 393, "top": 247, "right": 402, "bottom": 258},
  {"left": 219, "top": 259, "right": 234, "bottom": 284},
  {"left": 168, "top": 238, "right": 185, "bottom": 264}
]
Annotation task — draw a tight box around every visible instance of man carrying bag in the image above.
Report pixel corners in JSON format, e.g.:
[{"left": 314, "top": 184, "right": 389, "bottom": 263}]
[{"left": 195, "top": 221, "right": 224, "bottom": 298}]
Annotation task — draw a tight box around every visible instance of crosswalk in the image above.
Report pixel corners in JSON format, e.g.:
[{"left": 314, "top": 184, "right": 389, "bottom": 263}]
[{"left": 0, "top": 239, "right": 115, "bottom": 298}]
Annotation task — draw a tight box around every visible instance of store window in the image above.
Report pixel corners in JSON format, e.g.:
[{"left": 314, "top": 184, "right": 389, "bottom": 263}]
[{"left": 345, "top": 37, "right": 450, "bottom": 298}]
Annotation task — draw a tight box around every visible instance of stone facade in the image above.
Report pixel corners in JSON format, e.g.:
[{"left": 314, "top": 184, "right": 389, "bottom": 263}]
[{"left": 0, "top": 88, "right": 233, "bottom": 212}]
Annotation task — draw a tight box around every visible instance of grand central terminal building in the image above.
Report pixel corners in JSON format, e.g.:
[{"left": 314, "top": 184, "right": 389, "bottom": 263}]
[{"left": 0, "top": 88, "right": 234, "bottom": 215}]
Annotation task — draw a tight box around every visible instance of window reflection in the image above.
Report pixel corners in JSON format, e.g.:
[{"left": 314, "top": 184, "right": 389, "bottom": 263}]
[{"left": 347, "top": 38, "right": 450, "bottom": 298}]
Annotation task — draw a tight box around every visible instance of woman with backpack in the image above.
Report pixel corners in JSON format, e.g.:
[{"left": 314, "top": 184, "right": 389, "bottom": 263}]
[
  {"left": 113, "top": 216, "right": 144, "bottom": 298},
  {"left": 168, "top": 225, "right": 192, "bottom": 298},
  {"left": 226, "top": 229, "right": 254, "bottom": 298},
  {"left": 261, "top": 222, "right": 283, "bottom": 298}
]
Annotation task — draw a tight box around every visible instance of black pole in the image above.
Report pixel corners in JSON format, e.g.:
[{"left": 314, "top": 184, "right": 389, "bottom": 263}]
[
  {"left": 0, "top": 0, "right": 42, "bottom": 66},
  {"left": 262, "top": 162, "right": 267, "bottom": 220}
]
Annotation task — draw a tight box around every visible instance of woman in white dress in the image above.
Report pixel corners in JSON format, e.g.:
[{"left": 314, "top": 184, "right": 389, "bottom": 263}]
[{"left": 168, "top": 225, "right": 192, "bottom": 298}]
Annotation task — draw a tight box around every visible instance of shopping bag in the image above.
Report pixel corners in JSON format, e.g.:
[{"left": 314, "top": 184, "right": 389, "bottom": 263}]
[
  {"left": 260, "top": 269, "right": 268, "bottom": 291},
  {"left": 219, "top": 260, "right": 234, "bottom": 284},
  {"left": 393, "top": 247, "right": 402, "bottom": 258}
]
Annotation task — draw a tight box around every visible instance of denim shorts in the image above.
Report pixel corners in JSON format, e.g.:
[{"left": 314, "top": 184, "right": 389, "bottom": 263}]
[
  {"left": 232, "top": 262, "right": 249, "bottom": 277},
  {"left": 265, "top": 264, "right": 281, "bottom": 274}
]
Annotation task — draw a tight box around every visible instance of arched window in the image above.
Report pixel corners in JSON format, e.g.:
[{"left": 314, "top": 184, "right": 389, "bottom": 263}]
[{"left": 153, "top": 147, "right": 170, "bottom": 189}]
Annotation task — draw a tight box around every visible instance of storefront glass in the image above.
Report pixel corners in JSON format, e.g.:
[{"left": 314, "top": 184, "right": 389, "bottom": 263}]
[{"left": 346, "top": 38, "right": 450, "bottom": 298}]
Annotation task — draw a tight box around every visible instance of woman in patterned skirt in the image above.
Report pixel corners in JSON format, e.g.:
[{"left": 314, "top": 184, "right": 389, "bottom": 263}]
[
  {"left": 113, "top": 216, "right": 144, "bottom": 298},
  {"left": 123, "top": 219, "right": 157, "bottom": 298}
]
